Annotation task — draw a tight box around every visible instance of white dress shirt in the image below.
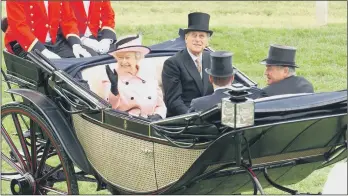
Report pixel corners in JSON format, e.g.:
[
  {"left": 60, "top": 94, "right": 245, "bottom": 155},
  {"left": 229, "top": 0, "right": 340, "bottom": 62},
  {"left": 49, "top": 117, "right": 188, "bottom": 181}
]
[
  {"left": 44, "top": 1, "right": 52, "bottom": 42},
  {"left": 83, "top": 1, "right": 93, "bottom": 37}
]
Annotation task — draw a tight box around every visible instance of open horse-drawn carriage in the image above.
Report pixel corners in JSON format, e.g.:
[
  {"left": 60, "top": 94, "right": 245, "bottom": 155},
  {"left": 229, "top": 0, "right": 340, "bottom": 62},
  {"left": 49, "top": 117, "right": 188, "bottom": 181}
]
[{"left": 1, "top": 30, "right": 347, "bottom": 195}]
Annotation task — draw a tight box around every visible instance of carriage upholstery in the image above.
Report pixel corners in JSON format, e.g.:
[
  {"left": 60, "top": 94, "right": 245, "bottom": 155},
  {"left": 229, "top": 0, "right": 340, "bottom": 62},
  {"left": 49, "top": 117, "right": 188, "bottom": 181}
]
[{"left": 80, "top": 56, "right": 170, "bottom": 99}]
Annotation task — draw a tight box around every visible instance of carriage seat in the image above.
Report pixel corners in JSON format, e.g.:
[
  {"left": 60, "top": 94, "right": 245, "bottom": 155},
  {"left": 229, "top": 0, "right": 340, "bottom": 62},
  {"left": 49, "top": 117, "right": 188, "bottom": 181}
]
[{"left": 80, "top": 56, "right": 171, "bottom": 99}]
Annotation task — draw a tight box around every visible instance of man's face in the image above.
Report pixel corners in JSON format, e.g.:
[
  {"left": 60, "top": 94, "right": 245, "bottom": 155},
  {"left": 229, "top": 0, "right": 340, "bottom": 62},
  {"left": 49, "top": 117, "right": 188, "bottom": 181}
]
[
  {"left": 185, "top": 31, "right": 209, "bottom": 56},
  {"left": 264, "top": 65, "right": 289, "bottom": 85}
]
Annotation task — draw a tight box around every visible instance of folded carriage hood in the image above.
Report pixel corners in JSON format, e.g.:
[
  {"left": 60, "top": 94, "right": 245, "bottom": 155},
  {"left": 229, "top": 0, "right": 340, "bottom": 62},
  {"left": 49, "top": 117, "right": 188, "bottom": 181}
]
[
  {"left": 149, "top": 28, "right": 186, "bottom": 52},
  {"left": 254, "top": 90, "right": 347, "bottom": 113}
]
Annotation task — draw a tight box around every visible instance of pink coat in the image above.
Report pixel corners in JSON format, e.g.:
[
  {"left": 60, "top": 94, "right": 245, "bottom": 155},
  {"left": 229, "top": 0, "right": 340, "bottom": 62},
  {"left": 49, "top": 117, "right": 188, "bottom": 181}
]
[{"left": 101, "top": 63, "right": 167, "bottom": 119}]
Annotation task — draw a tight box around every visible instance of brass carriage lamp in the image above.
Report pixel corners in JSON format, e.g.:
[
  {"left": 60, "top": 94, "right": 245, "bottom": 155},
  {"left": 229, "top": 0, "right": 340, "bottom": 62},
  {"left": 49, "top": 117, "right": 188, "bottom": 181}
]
[{"left": 221, "top": 83, "right": 255, "bottom": 129}]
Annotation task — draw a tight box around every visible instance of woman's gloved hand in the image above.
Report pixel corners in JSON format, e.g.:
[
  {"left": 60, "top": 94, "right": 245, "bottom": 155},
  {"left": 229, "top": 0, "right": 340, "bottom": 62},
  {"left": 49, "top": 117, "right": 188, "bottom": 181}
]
[
  {"left": 105, "top": 64, "right": 119, "bottom": 96},
  {"left": 147, "top": 114, "right": 163, "bottom": 121}
]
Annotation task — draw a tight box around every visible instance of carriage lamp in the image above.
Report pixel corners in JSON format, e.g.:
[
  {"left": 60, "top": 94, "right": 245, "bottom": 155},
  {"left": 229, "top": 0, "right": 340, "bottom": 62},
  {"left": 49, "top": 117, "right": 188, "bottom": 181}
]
[{"left": 221, "top": 83, "right": 255, "bottom": 129}]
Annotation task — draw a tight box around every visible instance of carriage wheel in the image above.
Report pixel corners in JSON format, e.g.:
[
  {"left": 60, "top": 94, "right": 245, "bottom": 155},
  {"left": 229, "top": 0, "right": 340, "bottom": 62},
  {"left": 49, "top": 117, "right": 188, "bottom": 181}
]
[{"left": 1, "top": 103, "right": 79, "bottom": 195}]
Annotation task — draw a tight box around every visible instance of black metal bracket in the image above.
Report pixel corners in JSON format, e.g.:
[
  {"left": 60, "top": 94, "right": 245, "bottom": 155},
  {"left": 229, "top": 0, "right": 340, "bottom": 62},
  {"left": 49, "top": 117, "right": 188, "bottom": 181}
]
[
  {"left": 94, "top": 174, "right": 107, "bottom": 191},
  {"left": 235, "top": 132, "right": 243, "bottom": 166}
]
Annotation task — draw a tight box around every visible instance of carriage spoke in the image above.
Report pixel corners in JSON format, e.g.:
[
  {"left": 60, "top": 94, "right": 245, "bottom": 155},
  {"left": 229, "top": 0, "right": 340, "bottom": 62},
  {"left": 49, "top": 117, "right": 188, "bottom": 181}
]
[
  {"left": 35, "top": 139, "right": 51, "bottom": 178},
  {"left": 2, "top": 104, "right": 78, "bottom": 194},
  {"left": 37, "top": 189, "right": 44, "bottom": 195},
  {"left": 30, "top": 120, "right": 38, "bottom": 174},
  {"left": 19, "top": 114, "right": 30, "bottom": 133},
  {"left": 1, "top": 124, "right": 28, "bottom": 171},
  {"left": 12, "top": 113, "right": 32, "bottom": 169},
  {"left": 38, "top": 185, "right": 67, "bottom": 195},
  {"left": 1, "top": 152, "right": 25, "bottom": 175},
  {"left": 38, "top": 164, "right": 62, "bottom": 182}
]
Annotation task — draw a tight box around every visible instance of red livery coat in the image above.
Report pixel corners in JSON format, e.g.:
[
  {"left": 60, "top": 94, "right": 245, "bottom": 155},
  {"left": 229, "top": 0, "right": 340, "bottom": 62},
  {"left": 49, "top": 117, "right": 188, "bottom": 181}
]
[
  {"left": 5, "top": 1, "right": 81, "bottom": 53},
  {"left": 69, "top": 0, "right": 116, "bottom": 40}
]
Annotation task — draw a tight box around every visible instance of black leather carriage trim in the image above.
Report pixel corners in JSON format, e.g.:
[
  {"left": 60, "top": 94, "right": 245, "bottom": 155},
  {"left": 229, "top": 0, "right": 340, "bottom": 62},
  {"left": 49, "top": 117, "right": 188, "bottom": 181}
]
[
  {"left": 3, "top": 51, "right": 46, "bottom": 86},
  {"left": 238, "top": 113, "right": 346, "bottom": 133},
  {"left": 255, "top": 90, "right": 347, "bottom": 113}
]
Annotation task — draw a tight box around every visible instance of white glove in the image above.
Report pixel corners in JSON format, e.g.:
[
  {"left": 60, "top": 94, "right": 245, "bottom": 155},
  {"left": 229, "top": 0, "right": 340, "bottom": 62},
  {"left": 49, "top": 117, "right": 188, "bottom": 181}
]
[
  {"left": 72, "top": 44, "right": 92, "bottom": 58},
  {"left": 41, "top": 49, "right": 61, "bottom": 59},
  {"left": 98, "top": 39, "right": 112, "bottom": 54},
  {"left": 81, "top": 37, "right": 100, "bottom": 52}
]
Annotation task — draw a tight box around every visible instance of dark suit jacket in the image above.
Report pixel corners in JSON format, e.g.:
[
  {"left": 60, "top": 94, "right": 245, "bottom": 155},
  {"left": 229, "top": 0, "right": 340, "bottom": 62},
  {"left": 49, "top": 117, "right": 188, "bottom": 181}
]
[
  {"left": 250, "top": 75, "right": 314, "bottom": 99},
  {"left": 188, "top": 88, "right": 230, "bottom": 113},
  {"left": 162, "top": 48, "right": 214, "bottom": 116}
]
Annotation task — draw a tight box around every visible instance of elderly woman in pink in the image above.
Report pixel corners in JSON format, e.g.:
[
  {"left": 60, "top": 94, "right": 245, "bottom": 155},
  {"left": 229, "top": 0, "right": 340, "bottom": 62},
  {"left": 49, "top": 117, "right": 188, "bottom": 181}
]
[{"left": 102, "top": 34, "right": 166, "bottom": 121}]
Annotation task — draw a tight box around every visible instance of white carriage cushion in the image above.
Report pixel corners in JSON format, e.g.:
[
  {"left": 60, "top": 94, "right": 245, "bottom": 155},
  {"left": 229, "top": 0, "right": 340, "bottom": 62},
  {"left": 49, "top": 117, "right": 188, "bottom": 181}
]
[
  {"left": 139, "top": 56, "right": 170, "bottom": 93},
  {"left": 80, "top": 56, "right": 171, "bottom": 99},
  {"left": 80, "top": 63, "right": 110, "bottom": 98}
]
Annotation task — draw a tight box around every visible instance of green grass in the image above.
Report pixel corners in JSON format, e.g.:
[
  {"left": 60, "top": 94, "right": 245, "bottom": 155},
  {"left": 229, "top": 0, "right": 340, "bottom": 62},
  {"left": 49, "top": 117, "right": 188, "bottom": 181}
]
[{"left": 1, "top": 1, "right": 347, "bottom": 195}]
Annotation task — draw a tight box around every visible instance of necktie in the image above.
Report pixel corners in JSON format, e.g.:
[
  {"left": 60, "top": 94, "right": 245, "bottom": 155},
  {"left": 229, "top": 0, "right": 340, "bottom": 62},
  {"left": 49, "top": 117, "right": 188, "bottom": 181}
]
[{"left": 195, "top": 58, "right": 202, "bottom": 74}]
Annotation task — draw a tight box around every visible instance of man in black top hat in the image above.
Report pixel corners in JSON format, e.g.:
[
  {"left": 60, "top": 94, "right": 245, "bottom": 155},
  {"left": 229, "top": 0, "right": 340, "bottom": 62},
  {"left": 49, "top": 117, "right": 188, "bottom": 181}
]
[
  {"left": 162, "top": 12, "right": 214, "bottom": 117},
  {"left": 188, "top": 51, "right": 235, "bottom": 112},
  {"left": 251, "top": 44, "right": 314, "bottom": 99}
]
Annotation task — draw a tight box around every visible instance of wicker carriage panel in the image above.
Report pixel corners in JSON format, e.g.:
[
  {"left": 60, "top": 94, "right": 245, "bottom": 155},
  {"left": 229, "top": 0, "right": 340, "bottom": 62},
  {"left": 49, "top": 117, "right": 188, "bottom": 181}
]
[
  {"left": 72, "top": 114, "right": 157, "bottom": 192},
  {"left": 153, "top": 143, "right": 205, "bottom": 188}
]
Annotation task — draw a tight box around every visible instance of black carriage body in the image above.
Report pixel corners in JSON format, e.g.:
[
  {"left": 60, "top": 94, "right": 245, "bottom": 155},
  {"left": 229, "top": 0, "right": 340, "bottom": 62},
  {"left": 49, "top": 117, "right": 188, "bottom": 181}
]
[{"left": 2, "top": 32, "right": 347, "bottom": 194}]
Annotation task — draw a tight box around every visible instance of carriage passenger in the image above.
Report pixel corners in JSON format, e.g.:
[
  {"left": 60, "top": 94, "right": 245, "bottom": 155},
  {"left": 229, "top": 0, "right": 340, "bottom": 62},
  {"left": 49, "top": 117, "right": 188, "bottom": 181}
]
[
  {"left": 4, "top": 1, "right": 93, "bottom": 59},
  {"left": 162, "top": 12, "right": 214, "bottom": 117},
  {"left": 250, "top": 44, "right": 314, "bottom": 99},
  {"left": 101, "top": 35, "right": 166, "bottom": 121},
  {"left": 69, "top": 0, "right": 117, "bottom": 54},
  {"left": 188, "top": 51, "right": 236, "bottom": 112}
]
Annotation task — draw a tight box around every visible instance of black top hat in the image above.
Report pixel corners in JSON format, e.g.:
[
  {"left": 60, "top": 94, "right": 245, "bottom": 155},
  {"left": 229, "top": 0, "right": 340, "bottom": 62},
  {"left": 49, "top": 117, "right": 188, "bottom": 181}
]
[
  {"left": 183, "top": 12, "right": 213, "bottom": 36},
  {"left": 205, "top": 51, "right": 235, "bottom": 77},
  {"left": 260, "top": 44, "right": 299, "bottom": 68}
]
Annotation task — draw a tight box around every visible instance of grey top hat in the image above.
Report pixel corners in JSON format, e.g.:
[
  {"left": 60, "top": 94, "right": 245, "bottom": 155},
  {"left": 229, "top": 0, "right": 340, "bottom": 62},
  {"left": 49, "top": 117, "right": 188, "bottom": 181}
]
[
  {"left": 205, "top": 51, "right": 235, "bottom": 77},
  {"left": 183, "top": 12, "right": 213, "bottom": 36},
  {"left": 260, "top": 44, "right": 299, "bottom": 68}
]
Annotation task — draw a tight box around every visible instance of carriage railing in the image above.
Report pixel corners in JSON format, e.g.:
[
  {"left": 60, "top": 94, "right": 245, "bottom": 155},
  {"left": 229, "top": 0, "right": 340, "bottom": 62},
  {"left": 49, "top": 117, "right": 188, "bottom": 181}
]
[{"left": 25, "top": 50, "right": 109, "bottom": 113}]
